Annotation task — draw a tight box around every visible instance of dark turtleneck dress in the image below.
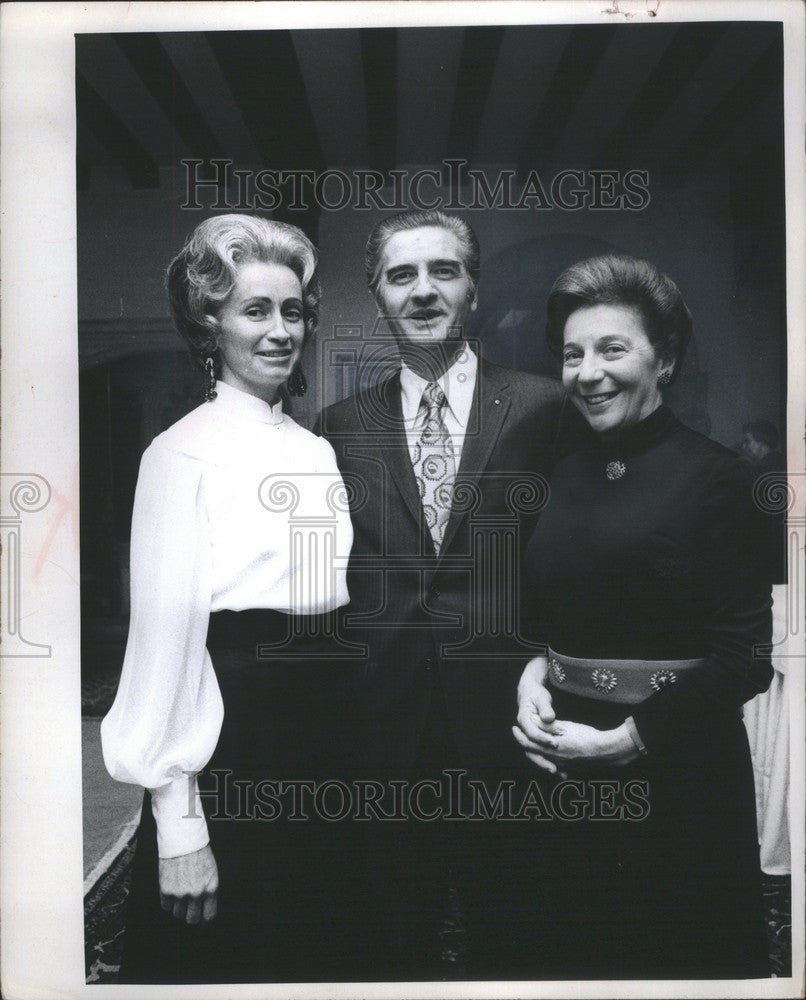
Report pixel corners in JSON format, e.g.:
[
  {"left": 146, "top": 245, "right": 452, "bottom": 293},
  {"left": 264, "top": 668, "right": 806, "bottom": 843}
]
[{"left": 524, "top": 405, "right": 772, "bottom": 979}]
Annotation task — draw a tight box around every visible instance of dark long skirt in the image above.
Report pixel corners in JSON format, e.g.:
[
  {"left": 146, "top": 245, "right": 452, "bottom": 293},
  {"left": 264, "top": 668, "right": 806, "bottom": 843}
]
[
  {"left": 118, "top": 610, "right": 364, "bottom": 984},
  {"left": 536, "top": 687, "right": 770, "bottom": 980}
]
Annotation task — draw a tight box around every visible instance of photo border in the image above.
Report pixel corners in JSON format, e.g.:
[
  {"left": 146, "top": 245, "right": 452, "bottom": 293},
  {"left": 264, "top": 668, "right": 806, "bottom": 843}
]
[{"left": 1, "top": 2, "right": 803, "bottom": 997}]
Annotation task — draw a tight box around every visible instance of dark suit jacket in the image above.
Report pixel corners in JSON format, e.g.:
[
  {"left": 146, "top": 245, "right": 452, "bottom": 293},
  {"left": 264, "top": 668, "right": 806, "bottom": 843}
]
[{"left": 316, "top": 357, "right": 575, "bottom": 773}]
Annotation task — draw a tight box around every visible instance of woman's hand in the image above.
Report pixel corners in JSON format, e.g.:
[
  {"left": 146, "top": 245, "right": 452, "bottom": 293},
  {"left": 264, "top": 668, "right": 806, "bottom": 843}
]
[
  {"left": 159, "top": 844, "right": 219, "bottom": 924},
  {"left": 513, "top": 718, "right": 640, "bottom": 770},
  {"left": 515, "top": 656, "right": 562, "bottom": 774},
  {"left": 515, "top": 657, "right": 641, "bottom": 771}
]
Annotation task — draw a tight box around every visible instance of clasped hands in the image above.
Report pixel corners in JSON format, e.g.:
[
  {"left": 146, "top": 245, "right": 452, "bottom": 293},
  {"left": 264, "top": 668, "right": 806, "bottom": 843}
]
[{"left": 513, "top": 656, "right": 639, "bottom": 774}]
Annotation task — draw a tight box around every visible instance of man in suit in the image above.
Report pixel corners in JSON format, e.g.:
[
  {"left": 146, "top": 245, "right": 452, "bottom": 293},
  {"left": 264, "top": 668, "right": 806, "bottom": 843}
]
[{"left": 316, "top": 210, "right": 572, "bottom": 978}]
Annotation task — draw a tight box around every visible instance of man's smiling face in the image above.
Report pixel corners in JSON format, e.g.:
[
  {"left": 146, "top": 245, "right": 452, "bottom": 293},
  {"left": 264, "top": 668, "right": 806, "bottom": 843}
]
[{"left": 375, "top": 226, "right": 476, "bottom": 349}]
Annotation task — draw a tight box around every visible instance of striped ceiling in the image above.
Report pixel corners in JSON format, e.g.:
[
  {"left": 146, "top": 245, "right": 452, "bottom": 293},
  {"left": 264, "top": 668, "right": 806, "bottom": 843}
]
[{"left": 76, "top": 22, "right": 783, "bottom": 191}]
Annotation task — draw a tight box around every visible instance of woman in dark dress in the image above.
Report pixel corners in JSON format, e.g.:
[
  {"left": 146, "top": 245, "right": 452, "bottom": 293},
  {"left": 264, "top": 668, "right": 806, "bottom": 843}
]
[
  {"left": 101, "top": 215, "right": 357, "bottom": 983},
  {"left": 514, "top": 255, "right": 773, "bottom": 979}
]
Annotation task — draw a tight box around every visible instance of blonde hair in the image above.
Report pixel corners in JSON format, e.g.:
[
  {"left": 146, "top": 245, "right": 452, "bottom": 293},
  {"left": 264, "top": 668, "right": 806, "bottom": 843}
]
[{"left": 167, "top": 214, "right": 321, "bottom": 363}]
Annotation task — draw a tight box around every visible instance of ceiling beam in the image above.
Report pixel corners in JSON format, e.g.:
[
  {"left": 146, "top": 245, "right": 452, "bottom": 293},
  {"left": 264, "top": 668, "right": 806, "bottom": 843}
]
[
  {"left": 76, "top": 34, "right": 189, "bottom": 167},
  {"left": 552, "top": 23, "right": 679, "bottom": 164},
  {"left": 517, "top": 24, "right": 617, "bottom": 175},
  {"left": 598, "top": 23, "right": 730, "bottom": 164},
  {"left": 114, "top": 33, "right": 224, "bottom": 160},
  {"left": 397, "top": 27, "right": 463, "bottom": 167},
  {"left": 76, "top": 71, "right": 159, "bottom": 189},
  {"left": 206, "top": 30, "right": 325, "bottom": 172},
  {"left": 676, "top": 35, "right": 783, "bottom": 182},
  {"left": 641, "top": 23, "right": 779, "bottom": 175},
  {"left": 474, "top": 25, "right": 571, "bottom": 166},
  {"left": 446, "top": 26, "right": 505, "bottom": 161},
  {"left": 360, "top": 28, "right": 397, "bottom": 176},
  {"left": 158, "top": 32, "right": 262, "bottom": 166},
  {"left": 292, "top": 29, "right": 368, "bottom": 169}
]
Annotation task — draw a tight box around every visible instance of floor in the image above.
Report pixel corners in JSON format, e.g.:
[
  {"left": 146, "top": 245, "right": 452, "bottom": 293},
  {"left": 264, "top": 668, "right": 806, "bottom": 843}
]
[
  {"left": 83, "top": 707, "right": 793, "bottom": 983},
  {"left": 82, "top": 628, "right": 793, "bottom": 984},
  {"left": 82, "top": 718, "right": 142, "bottom": 885},
  {"left": 83, "top": 844, "right": 793, "bottom": 984}
]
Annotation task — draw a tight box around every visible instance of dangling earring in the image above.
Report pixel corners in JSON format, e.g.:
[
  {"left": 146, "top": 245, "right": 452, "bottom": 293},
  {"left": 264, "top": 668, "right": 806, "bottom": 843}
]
[
  {"left": 657, "top": 369, "right": 673, "bottom": 387},
  {"left": 287, "top": 367, "right": 307, "bottom": 397},
  {"left": 204, "top": 355, "right": 217, "bottom": 401}
]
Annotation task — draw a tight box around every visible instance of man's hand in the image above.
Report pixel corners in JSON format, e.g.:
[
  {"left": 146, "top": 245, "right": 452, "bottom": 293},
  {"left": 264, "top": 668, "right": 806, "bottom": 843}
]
[{"left": 159, "top": 843, "right": 219, "bottom": 924}]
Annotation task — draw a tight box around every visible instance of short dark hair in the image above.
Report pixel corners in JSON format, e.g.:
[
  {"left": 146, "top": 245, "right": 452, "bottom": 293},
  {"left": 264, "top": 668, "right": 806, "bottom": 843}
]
[
  {"left": 742, "top": 419, "right": 779, "bottom": 450},
  {"left": 545, "top": 254, "right": 692, "bottom": 381},
  {"left": 365, "top": 209, "right": 481, "bottom": 298},
  {"left": 166, "top": 214, "right": 321, "bottom": 366}
]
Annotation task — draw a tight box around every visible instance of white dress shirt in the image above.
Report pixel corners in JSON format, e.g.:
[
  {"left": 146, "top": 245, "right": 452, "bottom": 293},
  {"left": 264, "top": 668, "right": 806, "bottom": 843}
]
[
  {"left": 101, "top": 380, "right": 352, "bottom": 859},
  {"left": 398, "top": 344, "right": 478, "bottom": 466}
]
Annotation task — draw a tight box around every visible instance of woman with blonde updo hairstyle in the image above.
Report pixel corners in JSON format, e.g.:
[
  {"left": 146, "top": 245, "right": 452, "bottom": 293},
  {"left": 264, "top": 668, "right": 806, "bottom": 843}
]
[{"left": 102, "top": 215, "right": 356, "bottom": 983}]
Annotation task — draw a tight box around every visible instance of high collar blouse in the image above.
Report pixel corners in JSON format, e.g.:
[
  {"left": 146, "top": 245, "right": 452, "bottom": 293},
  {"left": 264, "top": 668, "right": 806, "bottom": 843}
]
[{"left": 101, "top": 381, "right": 353, "bottom": 858}]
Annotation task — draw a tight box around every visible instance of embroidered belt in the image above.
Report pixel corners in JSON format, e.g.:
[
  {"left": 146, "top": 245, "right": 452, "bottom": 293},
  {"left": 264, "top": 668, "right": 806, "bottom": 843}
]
[{"left": 547, "top": 648, "right": 705, "bottom": 705}]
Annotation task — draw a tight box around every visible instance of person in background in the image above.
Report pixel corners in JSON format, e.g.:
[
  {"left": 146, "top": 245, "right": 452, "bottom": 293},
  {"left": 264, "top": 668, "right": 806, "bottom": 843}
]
[{"left": 742, "top": 419, "right": 785, "bottom": 474}]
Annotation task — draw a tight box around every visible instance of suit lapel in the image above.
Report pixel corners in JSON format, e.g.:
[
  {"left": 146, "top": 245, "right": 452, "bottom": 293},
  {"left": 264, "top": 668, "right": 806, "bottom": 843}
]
[
  {"left": 361, "top": 371, "right": 426, "bottom": 532},
  {"left": 440, "top": 360, "right": 511, "bottom": 556}
]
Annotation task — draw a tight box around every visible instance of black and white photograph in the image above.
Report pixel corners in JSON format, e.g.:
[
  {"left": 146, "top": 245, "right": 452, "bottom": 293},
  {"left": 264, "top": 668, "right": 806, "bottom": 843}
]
[{"left": 1, "top": 2, "right": 804, "bottom": 997}]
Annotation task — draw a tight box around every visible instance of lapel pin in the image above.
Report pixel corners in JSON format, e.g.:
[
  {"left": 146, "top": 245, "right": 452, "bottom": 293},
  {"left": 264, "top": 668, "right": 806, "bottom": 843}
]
[{"left": 494, "top": 398, "right": 500, "bottom": 405}]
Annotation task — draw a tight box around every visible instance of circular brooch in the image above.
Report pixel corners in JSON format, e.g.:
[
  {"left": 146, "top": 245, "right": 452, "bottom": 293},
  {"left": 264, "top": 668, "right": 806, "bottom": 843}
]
[
  {"left": 591, "top": 667, "right": 618, "bottom": 694},
  {"left": 605, "top": 460, "right": 626, "bottom": 481},
  {"left": 550, "top": 657, "right": 566, "bottom": 683},
  {"left": 650, "top": 669, "right": 678, "bottom": 692}
]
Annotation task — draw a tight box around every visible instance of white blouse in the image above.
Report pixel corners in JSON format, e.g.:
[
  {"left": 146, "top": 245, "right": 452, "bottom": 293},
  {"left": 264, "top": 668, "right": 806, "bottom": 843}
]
[{"left": 101, "top": 381, "right": 353, "bottom": 859}]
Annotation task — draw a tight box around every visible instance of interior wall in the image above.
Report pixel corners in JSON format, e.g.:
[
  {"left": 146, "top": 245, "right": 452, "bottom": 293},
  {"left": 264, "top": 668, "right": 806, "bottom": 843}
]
[{"left": 78, "top": 156, "right": 785, "bottom": 449}]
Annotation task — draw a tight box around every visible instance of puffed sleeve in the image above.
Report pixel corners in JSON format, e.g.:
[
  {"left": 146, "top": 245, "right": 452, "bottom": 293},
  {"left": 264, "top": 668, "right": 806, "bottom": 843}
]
[
  {"left": 101, "top": 439, "right": 224, "bottom": 858},
  {"left": 630, "top": 456, "right": 774, "bottom": 755}
]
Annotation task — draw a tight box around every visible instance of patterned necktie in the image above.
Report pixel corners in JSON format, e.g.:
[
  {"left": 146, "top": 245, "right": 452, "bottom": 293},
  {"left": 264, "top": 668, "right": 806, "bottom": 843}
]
[{"left": 412, "top": 381, "right": 456, "bottom": 554}]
